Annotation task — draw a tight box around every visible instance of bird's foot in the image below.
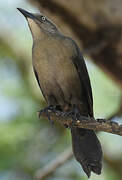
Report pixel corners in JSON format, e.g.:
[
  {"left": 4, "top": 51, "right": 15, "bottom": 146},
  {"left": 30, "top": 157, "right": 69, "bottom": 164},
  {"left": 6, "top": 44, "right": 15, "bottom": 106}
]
[
  {"left": 97, "top": 119, "right": 106, "bottom": 123},
  {"left": 38, "top": 105, "right": 56, "bottom": 124},
  {"left": 107, "top": 119, "right": 118, "bottom": 126},
  {"left": 58, "top": 105, "right": 81, "bottom": 127},
  {"left": 97, "top": 118, "right": 118, "bottom": 126},
  {"left": 58, "top": 111, "right": 73, "bottom": 117}
]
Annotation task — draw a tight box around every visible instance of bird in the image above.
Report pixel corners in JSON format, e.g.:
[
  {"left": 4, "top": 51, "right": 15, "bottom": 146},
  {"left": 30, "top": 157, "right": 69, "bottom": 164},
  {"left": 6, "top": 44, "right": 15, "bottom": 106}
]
[{"left": 17, "top": 8, "right": 102, "bottom": 178}]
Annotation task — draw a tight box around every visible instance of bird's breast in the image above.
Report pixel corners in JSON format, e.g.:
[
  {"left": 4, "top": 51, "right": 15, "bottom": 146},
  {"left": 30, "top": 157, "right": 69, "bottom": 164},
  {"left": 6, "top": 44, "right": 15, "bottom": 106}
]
[
  {"left": 32, "top": 38, "right": 82, "bottom": 106},
  {"left": 33, "top": 39, "right": 79, "bottom": 84}
]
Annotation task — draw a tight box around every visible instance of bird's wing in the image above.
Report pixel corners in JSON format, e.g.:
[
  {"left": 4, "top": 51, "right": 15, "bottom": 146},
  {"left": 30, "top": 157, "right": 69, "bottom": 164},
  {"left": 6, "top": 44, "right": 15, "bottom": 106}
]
[
  {"left": 67, "top": 38, "right": 94, "bottom": 117},
  {"left": 33, "top": 67, "right": 47, "bottom": 101}
]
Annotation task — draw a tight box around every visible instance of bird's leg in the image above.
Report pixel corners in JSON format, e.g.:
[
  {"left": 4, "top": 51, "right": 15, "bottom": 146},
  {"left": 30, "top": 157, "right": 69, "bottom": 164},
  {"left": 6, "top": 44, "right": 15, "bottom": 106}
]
[
  {"left": 38, "top": 105, "right": 56, "bottom": 124},
  {"left": 71, "top": 105, "right": 81, "bottom": 124},
  {"left": 73, "top": 105, "right": 80, "bottom": 118}
]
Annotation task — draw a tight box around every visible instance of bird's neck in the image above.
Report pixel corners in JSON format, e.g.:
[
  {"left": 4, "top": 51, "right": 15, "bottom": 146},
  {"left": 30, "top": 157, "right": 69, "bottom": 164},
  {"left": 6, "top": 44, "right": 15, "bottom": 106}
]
[
  {"left": 27, "top": 19, "right": 46, "bottom": 40},
  {"left": 27, "top": 18, "right": 61, "bottom": 41}
]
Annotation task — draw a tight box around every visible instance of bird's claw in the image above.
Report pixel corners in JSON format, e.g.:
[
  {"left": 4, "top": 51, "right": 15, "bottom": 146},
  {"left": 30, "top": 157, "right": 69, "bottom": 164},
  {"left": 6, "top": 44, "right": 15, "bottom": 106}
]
[
  {"left": 38, "top": 105, "right": 55, "bottom": 124},
  {"left": 59, "top": 106, "right": 81, "bottom": 127},
  {"left": 108, "top": 119, "right": 118, "bottom": 126}
]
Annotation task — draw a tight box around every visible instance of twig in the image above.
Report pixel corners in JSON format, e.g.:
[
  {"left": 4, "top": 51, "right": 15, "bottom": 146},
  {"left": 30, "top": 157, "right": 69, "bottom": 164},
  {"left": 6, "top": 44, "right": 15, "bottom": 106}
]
[
  {"left": 40, "top": 110, "right": 122, "bottom": 136},
  {"left": 35, "top": 148, "right": 73, "bottom": 180},
  {"left": 35, "top": 108, "right": 122, "bottom": 180}
]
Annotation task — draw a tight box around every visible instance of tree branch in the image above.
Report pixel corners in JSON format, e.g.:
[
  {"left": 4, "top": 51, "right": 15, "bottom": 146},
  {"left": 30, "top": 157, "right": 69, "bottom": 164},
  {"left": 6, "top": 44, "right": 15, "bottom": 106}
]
[
  {"left": 35, "top": 107, "right": 122, "bottom": 179},
  {"left": 35, "top": 148, "right": 73, "bottom": 180},
  {"left": 39, "top": 110, "right": 122, "bottom": 136}
]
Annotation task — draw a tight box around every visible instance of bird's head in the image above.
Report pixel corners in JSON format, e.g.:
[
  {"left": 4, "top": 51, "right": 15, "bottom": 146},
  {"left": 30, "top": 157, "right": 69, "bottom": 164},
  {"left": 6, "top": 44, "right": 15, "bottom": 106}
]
[{"left": 17, "top": 8, "right": 59, "bottom": 39}]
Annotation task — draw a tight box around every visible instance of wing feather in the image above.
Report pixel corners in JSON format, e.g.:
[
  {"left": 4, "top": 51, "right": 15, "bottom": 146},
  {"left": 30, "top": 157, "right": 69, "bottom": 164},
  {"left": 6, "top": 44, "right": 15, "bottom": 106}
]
[{"left": 68, "top": 38, "right": 94, "bottom": 117}]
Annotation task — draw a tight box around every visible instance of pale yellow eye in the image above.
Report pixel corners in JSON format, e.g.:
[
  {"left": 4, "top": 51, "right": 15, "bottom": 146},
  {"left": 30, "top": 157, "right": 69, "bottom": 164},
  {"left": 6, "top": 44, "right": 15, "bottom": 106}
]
[{"left": 42, "top": 16, "right": 46, "bottom": 21}]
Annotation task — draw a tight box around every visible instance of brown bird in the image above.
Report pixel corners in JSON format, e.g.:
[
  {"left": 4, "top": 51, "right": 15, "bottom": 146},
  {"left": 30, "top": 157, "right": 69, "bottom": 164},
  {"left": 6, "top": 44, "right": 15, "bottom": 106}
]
[{"left": 17, "top": 8, "right": 102, "bottom": 177}]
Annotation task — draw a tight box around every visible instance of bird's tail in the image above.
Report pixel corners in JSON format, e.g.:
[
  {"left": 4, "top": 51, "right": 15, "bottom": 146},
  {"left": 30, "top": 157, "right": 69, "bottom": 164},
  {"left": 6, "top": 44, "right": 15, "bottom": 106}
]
[{"left": 71, "top": 127, "right": 102, "bottom": 178}]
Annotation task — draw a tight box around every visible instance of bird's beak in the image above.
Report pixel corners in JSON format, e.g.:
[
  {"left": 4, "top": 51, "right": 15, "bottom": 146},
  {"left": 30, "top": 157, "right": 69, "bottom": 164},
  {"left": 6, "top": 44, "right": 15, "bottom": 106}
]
[{"left": 17, "top": 8, "right": 35, "bottom": 19}]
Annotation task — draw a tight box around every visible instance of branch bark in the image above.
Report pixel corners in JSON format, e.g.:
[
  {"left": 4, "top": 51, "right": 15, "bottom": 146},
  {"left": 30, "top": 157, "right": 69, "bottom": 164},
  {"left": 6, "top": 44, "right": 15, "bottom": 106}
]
[
  {"left": 35, "top": 108, "right": 122, "bottom": 179},
  {"left": 39, "top": 110, "right": 122, "bottom": 136}
]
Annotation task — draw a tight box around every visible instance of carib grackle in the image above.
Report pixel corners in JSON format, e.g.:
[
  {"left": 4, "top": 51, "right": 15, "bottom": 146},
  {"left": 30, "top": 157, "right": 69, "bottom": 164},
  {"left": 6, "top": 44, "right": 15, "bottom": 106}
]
[{"left": 17, "top": 8, "right": 102, "bottom": 178}]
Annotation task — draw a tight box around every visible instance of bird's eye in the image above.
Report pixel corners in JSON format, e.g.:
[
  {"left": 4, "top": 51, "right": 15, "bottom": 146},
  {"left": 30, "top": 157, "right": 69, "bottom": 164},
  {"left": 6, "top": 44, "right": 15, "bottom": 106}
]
[{"left": 41, "top": 16, "right": 46, "bottom": 21}]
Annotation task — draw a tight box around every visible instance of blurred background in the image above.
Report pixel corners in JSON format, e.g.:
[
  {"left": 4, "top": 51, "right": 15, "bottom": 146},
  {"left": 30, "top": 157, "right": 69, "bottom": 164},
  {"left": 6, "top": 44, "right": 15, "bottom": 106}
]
[{"left": 0, "top": 0, "right": 122, "bottom": 180}]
